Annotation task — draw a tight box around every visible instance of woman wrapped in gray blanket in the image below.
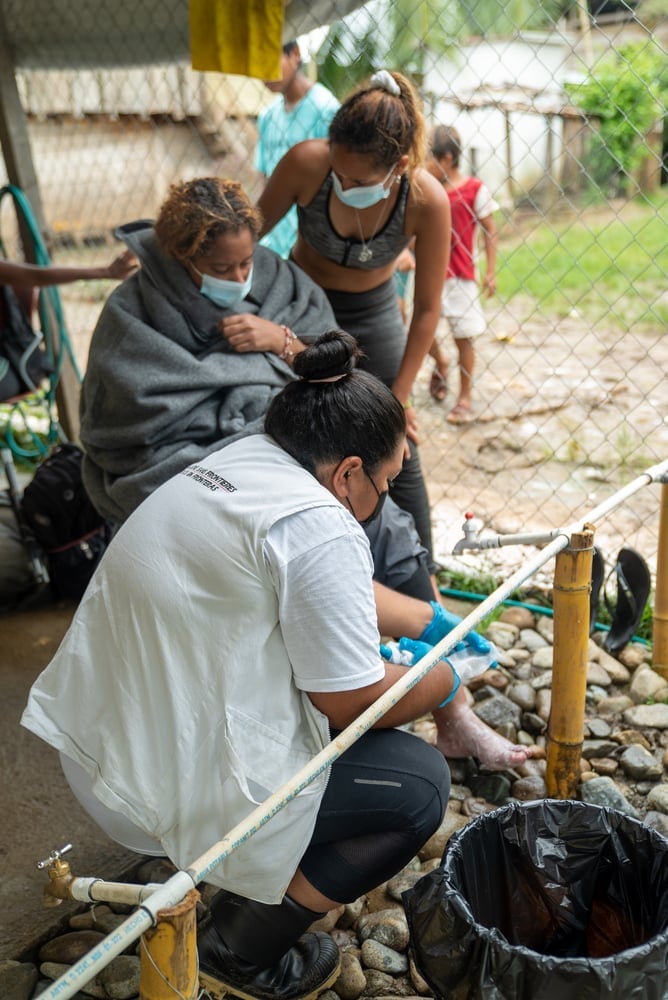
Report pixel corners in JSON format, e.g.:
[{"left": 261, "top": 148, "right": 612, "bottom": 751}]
[{"left": 80, "top": 177, "right": 433, "bottom": 600}]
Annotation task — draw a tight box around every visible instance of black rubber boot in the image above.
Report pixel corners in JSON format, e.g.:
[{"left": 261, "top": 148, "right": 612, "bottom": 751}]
[{"left": 198, "top": 890, "right": 341, "bottom": 1000}]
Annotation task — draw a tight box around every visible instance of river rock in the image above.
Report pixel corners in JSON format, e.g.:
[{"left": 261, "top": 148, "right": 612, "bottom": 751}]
[
  {"left": 578, "top": 775, "right": 641, "bottom": 818},
  {"left": 531, "top": 672, "right": 553, "bottom": 693},
  {"left": 385, "top": 870, "right": 424, "bottom": 903},
  {"left": 586, "top": 662, "right": 612, "bottom": 687},
  {"left": 499, "top": 606, "right": 535, "bottom": 629},
  {"left": 0, "top": 960, "right": 39, "bottom": 1000},
  {"left": 629, "top": 667, "right": 668, "bottom": 704},
  {"left": 646, "top": 783, "right": 668, "bottom": 814},
  {"left": 582, "top": 739, "right": 619, "bottom": 759},
  {"left": 530, "top": 646, "right": 553, "bottom": 670},
  {"left": 519, "top": 628, "right": 548, "bottom": 652},
  {"left": 97, "top": 955, "right": 141, "bottom": 999},
  {"left": 589, "top": 757, "right": 619, "bottom": 776},
  {"left": 333, "top": 951, "right": 366, "bottom": 1000},
  {"left": 485, "top": 621, "right": 519, "bottom": 649},
  {"left": 586, "top": 718, "right": 612, "bottom": 738},
  {"left": 643, "top": 811, "right": 668, "bottom": 838},
  {"left": 618, "top": 744, "right": 663, "bottom": 780},
  {"left": 506, "top": 681, "right": 536, "bottom": 712},
  {"left": 511, "top": 774, "right": 547, "bottom": 800},
  {"left": 613, "top": 728, "right": 651, "bottom": 749},
  {"left": 473, "top": 693, "right": 521, "bottom": 729},
  {"left": 618, "top": 644, "right": 651, "bottom": 670},
  {"left": 361, "top": 939, "right": 409, "bottom": 975},
  {"left": 356, "top": 910, "right": 409, "bottom": 951},
  {"left": 535, "top": 688, "right": 552, "bottom": 720},
  {"left": 39, "top": 963, "right": 106, "bottom": 998},
  {"left": 596, "top": 694, "right": 634, "bottom": 714},
  {"left": 623, "top": 704, "right": 668, "bottom": 730},
  {"left": 418, "top": 806, "right": 469, "bottom": 861},
  {"left": 38, "top": 931, "right": 106, "bottom": 965}
]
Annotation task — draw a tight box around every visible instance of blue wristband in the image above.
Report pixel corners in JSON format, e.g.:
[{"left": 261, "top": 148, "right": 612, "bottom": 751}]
[{"left": 437, "top": 659, "right": 461, "bottom": 708}]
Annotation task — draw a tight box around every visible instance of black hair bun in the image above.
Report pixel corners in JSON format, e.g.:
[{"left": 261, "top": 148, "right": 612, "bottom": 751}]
[{"left": 293, "top": 330, "right": 362, "bottom": 382}]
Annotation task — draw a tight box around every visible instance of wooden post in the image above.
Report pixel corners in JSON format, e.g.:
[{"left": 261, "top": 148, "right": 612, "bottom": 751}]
[
  {"left": 545, "top": 528, "right": 594, "bottom": 799},
  {"left": 140, "top": 889, "right": 200, "bottom": 1000},
  {"left": 0, "top": 22, "right": 81, "bottom": 440},
  {"left": 504, "top": 109, "right": 515, "bottom": 204}
]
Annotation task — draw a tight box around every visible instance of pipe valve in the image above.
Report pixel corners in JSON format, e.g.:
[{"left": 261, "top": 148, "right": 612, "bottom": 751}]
[
  {"left": 452, "top": 512, "right": 483, "bottom": 553},
  {"left": 37, "top": 843, "right": 75, "bottom": 906}
]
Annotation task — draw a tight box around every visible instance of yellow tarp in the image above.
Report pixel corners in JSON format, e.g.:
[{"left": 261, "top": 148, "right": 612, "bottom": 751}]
[{"left": 190, "top": 0, "right": 284, "bottom": 79}]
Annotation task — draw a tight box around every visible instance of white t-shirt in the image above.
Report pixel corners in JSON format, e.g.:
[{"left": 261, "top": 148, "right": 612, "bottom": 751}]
[{"left": 22, "top": 435, "right": 384, "bottom": 902}]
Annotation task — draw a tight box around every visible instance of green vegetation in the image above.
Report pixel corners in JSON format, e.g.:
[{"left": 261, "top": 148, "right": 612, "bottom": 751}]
[
  {"left": 316, "top": 0, "right": 568, "bottom": 97},
  {"left": 565, "top": 41, "right": 668, "bottom": 196},
  {"left": 439, "top": 568, "right": 654, "bottom": 643},
  {"left": 496, "top": 193, "right": 668, "bottom": 329}
]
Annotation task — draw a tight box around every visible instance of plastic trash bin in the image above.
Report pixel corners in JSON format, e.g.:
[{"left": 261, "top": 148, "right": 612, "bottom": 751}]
[{"left": 404, "top": 798, "right": 668, "bottom": 999}]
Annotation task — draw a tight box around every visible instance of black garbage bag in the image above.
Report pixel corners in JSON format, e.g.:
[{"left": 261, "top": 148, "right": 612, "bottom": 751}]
[{"left": 404, "top": 799, "right": 668, "bottom": 1000}]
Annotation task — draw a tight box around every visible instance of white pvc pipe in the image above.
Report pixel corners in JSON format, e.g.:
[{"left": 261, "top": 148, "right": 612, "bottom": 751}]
[
  {"left": 36, "top": 870, "right": 196, "bottom": 999},
  {"left": 36, "top": 456, "right": 668, "bottom": 1000},
  {"left": 68, "top": 878, "right": 163, "bottom": 905}
]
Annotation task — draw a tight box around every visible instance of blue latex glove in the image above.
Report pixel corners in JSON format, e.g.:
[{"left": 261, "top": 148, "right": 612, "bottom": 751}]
[
  {"left": 381, "top": 636, "right": 497, "bottom": 685},
  {"left": 420, "top": 601, "right": 492, "bottom": 656},
  {"left": 380, "top": 638, "right": 434, "bottom": 666}
]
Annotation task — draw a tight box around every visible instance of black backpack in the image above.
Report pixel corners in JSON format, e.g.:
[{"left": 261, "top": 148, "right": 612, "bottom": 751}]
[
  {"left": 20, "top": 443, "right": 110, "bottom": 600},
  {"left": 0, "top": 284, "right": 53, "bottom": 400}
]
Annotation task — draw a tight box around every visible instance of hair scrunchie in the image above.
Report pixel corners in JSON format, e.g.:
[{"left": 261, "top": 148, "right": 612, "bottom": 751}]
[{"left": 370, "top": 69, "right": 401, "bottom": 97}]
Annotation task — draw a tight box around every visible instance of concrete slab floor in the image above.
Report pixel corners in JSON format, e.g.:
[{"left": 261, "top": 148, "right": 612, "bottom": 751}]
[{"left": 0, "top": 598, "right": 141, "bottom": 962}]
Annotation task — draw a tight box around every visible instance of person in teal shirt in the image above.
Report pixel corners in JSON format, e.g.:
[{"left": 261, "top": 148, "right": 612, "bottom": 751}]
[{"left": 255, "top": 41, "right": 339, "bottom": 259}]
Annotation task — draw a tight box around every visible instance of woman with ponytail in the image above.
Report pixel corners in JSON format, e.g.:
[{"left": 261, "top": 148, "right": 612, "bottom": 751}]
[{"left": 257, "top": 70, "right": 451, "bottom": 573}]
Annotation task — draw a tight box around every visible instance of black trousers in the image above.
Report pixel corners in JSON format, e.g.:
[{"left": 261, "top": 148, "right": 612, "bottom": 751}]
[
  {"left": 299, "top": 727, "right": 450, "bottom": 903},
  {"left": 325, "top": 280, "right": 434, "bottom": 565}
]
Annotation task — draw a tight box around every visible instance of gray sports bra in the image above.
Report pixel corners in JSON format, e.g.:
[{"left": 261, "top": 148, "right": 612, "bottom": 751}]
[{"left": 297, "top": 173, "right": 411, "bottom": 270}]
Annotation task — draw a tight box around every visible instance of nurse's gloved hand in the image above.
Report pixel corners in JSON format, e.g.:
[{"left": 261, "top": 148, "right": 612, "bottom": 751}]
[
  {"left": 380, "top": 638, "right": 435, "bottom": 667},
  {"left": 445, "top": 643, "right": 498, "bottom": 686},
  {"left": 420, "top": 600, "right": 492, "bottom": 656}
]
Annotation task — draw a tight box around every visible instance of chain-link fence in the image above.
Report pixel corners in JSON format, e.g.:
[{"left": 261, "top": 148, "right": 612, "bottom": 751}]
[{"left": 2, "top": 0, "right": 666, "bottom": 594}]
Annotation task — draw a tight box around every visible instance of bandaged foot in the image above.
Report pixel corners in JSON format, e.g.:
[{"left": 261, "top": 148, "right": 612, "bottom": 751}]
[{"left": 433, "top": 693, "right": 544, "bottom": 769}]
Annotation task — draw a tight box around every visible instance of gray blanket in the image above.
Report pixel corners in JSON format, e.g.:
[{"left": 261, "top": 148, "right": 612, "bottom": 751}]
[{"left": 80, "top": 223, "right": 336, "bottom": 523}]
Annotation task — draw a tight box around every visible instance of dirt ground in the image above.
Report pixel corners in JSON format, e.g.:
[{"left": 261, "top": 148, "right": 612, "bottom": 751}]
[{"left": 414, "top": 292, "right": 667, "bottom": 591}]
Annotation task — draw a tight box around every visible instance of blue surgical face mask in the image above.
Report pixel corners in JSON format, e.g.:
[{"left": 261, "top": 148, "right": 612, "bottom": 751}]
[
  {"left": 193, "top": 263, "right": 253, "bottom": 310},
  {"left": 330, "top": 164, "right": 397, "bottom": 210}
]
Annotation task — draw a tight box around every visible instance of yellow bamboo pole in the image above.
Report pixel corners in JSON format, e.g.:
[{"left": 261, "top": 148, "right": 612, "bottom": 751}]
[
  {"left": 545, "top": 528, "right": 594, "bottom": 798},
  {"left": 139, "top": 888, "right": 200, "bottom": 1000},
  {"left": 653, "top": 483, "right": 668, "bottom": 682}
]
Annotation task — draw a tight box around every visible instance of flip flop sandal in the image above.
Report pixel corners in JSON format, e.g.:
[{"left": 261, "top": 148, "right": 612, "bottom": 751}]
[
  {"left": 446, "top": 403, "right": 475, "bottom": 425},
  {"left": 602, "top": 546, "right": 651, "bottom": 655},
  {"left": 430, "top": 367, "right": 448, "bottom": 402},
  {"left": 589, "top": 546, "right": 605, "bottom": 635}
]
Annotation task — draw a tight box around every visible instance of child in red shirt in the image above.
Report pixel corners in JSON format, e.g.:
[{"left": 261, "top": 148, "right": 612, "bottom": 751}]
[{"left": 427, "top": 125, "right": 498, "bottom": 424}]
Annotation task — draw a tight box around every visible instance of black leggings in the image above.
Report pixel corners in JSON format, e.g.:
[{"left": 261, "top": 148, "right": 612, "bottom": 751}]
[
  {"left": 325, "top": 280, "right": 434, "bottom": 564},
  {"left": 299, "top": 728, "right": 450, "bottom": 904}
]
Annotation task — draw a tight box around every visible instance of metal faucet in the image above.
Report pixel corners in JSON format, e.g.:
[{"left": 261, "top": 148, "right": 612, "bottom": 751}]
[
  {"left": 452, "top": 511, "right": 561, "bottom": 554},
  {"left": 37, "top": 843, "right": 75, "bottom": 906}
]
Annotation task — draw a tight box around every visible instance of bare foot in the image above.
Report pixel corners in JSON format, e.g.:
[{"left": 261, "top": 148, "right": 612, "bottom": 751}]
[{"left": 434, "top": 699, "right": 544, "bottom": 769}]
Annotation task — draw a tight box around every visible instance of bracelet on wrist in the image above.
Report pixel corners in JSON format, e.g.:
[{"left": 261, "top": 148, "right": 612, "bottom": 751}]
[
  {"left": 279, "top": 325, "right": 297, "bottom": 360},
  {"left": 403, "top": 395, "right": 414, "bottom": 409},
  {"left": 437, "top": 659, "right": 461, "bottom": 708}
]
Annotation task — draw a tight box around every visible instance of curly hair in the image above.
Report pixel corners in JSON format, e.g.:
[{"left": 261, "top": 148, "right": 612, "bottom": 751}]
[
  {"left": 154, "top": 177, "right": 262, "bottom": 262},
  {"left": 329, "top": 71, "right": 426, "bottom": 179}
]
